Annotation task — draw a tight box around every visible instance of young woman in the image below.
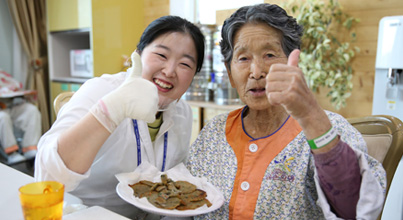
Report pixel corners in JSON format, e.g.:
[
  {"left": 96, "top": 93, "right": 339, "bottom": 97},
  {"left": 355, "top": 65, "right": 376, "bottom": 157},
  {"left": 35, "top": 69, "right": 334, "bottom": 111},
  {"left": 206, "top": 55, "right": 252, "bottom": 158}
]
[{"left": 35, "top": 16, "right": 205, "bottom": 218}]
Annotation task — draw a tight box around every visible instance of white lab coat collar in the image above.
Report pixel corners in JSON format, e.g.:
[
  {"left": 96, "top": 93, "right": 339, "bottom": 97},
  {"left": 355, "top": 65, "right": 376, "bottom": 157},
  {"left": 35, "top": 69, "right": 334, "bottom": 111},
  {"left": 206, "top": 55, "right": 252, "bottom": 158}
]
[
  {"left": 134, "top": 102, "right": 177, "bottom": 169},
  {"left": 157, "top": 101, "right": 177, "bottom": 138}
]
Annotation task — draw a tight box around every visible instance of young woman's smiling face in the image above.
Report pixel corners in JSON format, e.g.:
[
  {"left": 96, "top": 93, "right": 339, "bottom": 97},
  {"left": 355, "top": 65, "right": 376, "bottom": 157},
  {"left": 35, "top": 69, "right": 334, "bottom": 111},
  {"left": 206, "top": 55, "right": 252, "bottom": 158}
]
[{"left": 140, "top": 32, "right": 197, "bottom": 108}]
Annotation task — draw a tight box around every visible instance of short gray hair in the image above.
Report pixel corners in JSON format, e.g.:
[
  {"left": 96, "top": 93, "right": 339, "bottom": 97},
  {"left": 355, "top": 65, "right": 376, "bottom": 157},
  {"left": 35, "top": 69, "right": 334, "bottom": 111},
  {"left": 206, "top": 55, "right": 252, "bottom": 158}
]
[{"left": 220, "top": 3, "right": 303, "bottom": 70}]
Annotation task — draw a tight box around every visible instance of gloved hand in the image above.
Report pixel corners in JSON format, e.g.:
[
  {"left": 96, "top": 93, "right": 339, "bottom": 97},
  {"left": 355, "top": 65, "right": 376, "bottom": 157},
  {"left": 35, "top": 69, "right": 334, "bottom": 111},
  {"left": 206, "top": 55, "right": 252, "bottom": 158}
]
[{"left": 90, "top": 51, "right": 159, "bottom": 133}]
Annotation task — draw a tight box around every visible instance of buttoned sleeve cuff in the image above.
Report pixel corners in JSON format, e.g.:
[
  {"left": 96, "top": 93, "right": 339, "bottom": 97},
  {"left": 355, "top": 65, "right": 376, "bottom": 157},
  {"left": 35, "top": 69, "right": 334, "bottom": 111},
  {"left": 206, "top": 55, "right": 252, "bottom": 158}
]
[{"left": 313, "top": 146, "right": 385, "bottom": 220}]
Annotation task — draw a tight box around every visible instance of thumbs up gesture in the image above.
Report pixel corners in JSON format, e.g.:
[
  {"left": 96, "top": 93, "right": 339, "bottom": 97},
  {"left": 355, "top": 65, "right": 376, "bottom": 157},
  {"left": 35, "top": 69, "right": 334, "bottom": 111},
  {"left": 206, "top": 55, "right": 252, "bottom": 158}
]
[
  {"left": 92, "top": 51, "right": 159, "bottom": 132},
  {"left": 265, "top": 49, "right": 319, "bottom": 121}
]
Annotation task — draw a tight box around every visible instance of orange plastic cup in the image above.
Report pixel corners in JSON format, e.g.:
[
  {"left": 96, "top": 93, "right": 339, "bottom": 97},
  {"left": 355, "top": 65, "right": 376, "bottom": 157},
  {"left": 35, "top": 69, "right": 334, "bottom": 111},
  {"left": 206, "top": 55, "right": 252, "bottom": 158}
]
[{"left": 19, "top": 181, "right": 64, "bottom": 220}]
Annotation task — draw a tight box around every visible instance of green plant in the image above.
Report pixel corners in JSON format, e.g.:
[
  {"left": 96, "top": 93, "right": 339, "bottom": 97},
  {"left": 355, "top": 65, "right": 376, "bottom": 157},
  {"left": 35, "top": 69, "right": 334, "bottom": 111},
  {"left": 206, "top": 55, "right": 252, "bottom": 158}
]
[{"left": 284, "top": 0, "right": 360, "bottom": 109}]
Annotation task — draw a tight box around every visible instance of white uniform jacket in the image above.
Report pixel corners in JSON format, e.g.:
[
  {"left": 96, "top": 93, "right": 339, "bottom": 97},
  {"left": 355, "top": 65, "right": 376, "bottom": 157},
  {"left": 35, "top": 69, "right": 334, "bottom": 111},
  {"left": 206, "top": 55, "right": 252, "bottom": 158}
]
[{"left": 34, "top": 71, "right": 193, "bottom": 217}]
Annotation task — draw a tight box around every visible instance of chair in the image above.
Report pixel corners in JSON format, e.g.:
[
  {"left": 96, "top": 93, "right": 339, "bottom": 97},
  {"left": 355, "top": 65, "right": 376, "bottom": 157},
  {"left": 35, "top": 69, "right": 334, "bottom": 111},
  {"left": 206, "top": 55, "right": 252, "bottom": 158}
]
[
  {"left": 347, "top": 115, "right": 403, "bottom": 219},
  {"left": 53, "top": 92, "right": 74, "bottom": 115}
]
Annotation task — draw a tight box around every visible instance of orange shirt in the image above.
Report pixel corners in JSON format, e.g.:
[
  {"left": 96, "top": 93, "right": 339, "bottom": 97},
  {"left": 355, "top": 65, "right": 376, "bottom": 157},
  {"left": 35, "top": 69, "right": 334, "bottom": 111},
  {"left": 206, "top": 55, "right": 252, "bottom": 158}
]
[{"left": 226, "top": 108, "right": 302, "bottom": 220}]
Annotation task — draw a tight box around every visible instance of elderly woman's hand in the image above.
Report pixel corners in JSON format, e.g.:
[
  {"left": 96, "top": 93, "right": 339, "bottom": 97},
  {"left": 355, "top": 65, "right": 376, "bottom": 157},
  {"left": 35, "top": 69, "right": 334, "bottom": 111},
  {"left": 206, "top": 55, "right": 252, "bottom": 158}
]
[
  {"left": 266, "top": 49, "right": 335, "bottom": 149},
  {"left": 265, "top": 49, "right": 317, "bottom": 120}
]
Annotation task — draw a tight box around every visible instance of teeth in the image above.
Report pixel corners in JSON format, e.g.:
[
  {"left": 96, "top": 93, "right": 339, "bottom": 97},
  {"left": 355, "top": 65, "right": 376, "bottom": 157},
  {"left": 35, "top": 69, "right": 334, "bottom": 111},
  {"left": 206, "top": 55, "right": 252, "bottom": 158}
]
[{"left": 155, "top": 79, "right": 173, "bottom": 89}]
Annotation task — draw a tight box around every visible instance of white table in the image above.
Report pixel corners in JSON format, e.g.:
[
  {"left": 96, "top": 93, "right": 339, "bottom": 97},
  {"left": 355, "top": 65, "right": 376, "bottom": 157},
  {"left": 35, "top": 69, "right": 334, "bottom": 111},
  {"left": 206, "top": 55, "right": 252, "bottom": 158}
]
[
  {"left": 0, "top": 163, "right": 130, "bottom": 220},
  {"left": 64, "top": 206, "right": 130, "bottom": 220},
  {"left": 0, "top": 163, "right": 81, "bottom": 219}
]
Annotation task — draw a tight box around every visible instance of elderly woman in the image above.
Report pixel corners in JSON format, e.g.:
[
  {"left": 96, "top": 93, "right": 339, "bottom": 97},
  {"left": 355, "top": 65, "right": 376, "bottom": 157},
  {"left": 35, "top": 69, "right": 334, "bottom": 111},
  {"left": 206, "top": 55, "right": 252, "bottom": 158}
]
[{"left": 186, "top": 3, "right": 386, "bottom": 219}]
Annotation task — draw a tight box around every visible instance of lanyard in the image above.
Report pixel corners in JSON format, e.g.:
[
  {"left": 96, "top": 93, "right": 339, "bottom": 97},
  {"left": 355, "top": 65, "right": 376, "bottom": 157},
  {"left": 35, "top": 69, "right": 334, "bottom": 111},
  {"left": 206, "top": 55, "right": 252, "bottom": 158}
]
[{"left": 132, "top": 119, "right": 168, "bottom": 171}]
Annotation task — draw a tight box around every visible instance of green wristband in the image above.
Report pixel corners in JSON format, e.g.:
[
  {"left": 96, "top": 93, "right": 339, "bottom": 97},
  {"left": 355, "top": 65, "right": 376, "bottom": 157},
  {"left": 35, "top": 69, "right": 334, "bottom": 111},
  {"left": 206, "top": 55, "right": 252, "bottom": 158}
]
[{"left": 307, "top": 126, "right": 338, "bottom": 149}]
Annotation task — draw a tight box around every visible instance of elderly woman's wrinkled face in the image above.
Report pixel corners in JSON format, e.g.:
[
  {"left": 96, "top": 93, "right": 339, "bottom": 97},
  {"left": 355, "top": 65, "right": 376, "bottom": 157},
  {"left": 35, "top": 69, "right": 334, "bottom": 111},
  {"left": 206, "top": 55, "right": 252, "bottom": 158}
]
[{"left": 227, "top": 23, "right": 287, "bottom": 110}]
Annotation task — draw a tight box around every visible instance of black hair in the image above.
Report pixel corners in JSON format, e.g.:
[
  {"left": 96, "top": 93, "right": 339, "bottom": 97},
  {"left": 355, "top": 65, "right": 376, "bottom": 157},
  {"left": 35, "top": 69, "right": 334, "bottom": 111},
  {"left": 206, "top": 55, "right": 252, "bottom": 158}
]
[
  {"left": 137, "top": 16, "right": 205, "bottom": 73},
  {"left": 220, "top": 3, "right": 303, "bottom": 70}
]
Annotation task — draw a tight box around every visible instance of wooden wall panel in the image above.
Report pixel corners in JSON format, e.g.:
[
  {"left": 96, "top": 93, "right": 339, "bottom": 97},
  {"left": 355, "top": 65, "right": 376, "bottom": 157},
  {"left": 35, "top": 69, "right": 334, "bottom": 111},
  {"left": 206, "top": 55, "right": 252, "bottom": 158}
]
[
  {"left": 339, "top": 0, "right": 403, "bottom": 11},
  {"left": 216, "top": 0, "right": 403, "bottom": 118},
  {"left": 336, "top": 0, "right": 403, "bottom": 118},
  {"left": 354, "top": 41, "right": 377, "bottom": 57},
  {"left": 216, "top": 9, "right": 237, "bottom": 26}
]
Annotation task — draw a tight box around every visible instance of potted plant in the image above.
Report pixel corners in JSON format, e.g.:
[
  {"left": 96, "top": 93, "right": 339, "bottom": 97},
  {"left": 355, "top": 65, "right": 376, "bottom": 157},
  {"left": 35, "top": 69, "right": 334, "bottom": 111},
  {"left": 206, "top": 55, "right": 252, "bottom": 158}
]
[{"left": 284, "top": 0, "right": 360, "bottom": 109}]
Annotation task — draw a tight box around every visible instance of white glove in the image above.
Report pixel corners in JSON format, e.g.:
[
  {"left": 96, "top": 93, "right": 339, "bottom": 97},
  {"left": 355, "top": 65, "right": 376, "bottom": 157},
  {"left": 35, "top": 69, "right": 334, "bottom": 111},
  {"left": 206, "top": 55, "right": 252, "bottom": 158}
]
[{"left": 90, "top": 51, "right": 159, "bottom": 132}]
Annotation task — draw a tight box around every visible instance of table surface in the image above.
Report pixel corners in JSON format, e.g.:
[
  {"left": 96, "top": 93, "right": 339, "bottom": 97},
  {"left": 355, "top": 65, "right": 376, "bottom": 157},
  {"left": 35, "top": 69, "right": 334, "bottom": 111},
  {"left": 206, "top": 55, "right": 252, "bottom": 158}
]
[
  {"left": 0, "top": 163, "right": 82, "bottom": 220},
  {"left": 186, "top": 100, "right": 244, "bottom": 111},
  {"left": 0, "top": 90, "right": 37, "bottom": 99},
  {"left": 64, "top": 206, "right": 130, "bottom": 220}
]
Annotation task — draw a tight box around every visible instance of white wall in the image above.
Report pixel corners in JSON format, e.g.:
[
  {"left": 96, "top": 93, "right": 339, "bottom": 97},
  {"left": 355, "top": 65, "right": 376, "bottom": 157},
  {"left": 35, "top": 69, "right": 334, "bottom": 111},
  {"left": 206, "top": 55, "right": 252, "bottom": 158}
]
[
  {"left": 170, "top": 0, "right": 264, "bottom": 24},
  {"left": 197, "top": 0, "right": 264, "bottom": 24},
  {"left": 0, "top": 0, "right": 14, "bottom": 74},
  {"left": 0, "top": 0, "right": 27, "bottom": 86},
  {"left": 170, "top": 0, "right": 197, "bottom": 22}
]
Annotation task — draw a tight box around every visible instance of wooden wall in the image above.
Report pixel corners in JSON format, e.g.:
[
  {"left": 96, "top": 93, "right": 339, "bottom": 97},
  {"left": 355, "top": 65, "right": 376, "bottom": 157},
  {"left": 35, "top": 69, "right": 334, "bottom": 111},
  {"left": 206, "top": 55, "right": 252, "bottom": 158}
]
[
  {"left": 217, "top": 0, "right": 403, "bottom": 119},
  {"left": 335, "top": 0, "right": 403, "bottom": 118}
]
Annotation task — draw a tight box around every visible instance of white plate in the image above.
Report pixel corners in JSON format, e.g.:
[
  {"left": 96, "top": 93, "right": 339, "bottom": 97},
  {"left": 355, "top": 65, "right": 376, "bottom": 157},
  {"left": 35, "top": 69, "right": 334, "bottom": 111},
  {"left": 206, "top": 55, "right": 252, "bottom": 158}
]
[
  {"left": 115, "top": 162, "right": 225, "bottom": 217},
  {"left": 116, "top": 178, "right": 224, "bottom": 217}
]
